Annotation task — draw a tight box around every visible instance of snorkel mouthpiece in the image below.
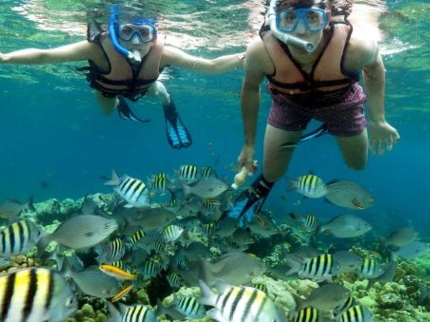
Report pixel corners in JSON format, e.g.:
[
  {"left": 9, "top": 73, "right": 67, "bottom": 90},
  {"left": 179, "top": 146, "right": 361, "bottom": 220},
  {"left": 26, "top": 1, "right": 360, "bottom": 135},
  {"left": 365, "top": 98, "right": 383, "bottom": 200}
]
[
  {"left": 268, "top": 0, "right": 315, "bottom": 52},
  {"left": 108, "top": 5, "right": 141, "bottom": 64}
]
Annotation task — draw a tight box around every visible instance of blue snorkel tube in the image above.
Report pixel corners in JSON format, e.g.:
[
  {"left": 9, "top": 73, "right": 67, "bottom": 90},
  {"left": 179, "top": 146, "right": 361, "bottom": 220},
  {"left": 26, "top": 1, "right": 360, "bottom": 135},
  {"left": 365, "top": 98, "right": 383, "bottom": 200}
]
[
  {"left": 267, "top": 0, "right": 315, "bottom": 52},
  {"left": 108, "top": 5, "right": 141, "bottom": 64}
]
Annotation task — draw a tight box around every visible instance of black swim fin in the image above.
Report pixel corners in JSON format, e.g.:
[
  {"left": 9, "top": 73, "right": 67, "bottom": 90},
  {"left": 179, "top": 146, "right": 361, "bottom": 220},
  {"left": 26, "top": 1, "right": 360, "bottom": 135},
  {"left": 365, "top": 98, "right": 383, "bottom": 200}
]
[
  {"left": 117, "top": 96, "right": 150, "bottom": 123},
  {"left": 163, "top": 101, "right": 192, "bottom": 149}
]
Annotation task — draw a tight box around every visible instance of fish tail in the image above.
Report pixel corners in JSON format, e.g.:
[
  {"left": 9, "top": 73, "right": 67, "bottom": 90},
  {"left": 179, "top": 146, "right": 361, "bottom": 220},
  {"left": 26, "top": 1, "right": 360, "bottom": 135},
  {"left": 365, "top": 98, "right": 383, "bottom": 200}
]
[
  {"left": 36, "top": 233, "right": 52, "bottom": 258},
  {"left": 104, "top": 169, "right": 121, "bottom": 186},
  {"left": 287, "top": 178, "right": 297, "bottom": 190},
  {"left": 26, "top": 195, "right": 36, "bottom": 212}
]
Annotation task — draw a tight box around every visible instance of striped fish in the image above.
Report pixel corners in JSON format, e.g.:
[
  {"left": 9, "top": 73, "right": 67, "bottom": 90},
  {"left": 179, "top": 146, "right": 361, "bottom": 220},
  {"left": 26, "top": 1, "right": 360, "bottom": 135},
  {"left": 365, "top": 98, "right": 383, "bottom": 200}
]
[
  {"left": 358, "top": 258, "right": 384, "bottom": 279},
  {"left": 337, "top": 304, "right": 373, "bottom": 322},
  {"left": 290, "top": 212, "right": 320, "bottom": 232},
  {"left": 178, "top": 165, "right": 200, "bottom": 184},
  {"left": 107, "top": 302, "right": 157, "bottom": 322},
  {"left": 96, "top": 237, "right": 127, "bottom": 263},
  {"left": 166, "top": 272, "right": 183, "bottom": 289},
  {"left": 201, "top": 166, "right": 217, "bottom": 178},
  {"left": 151, "top": 172, "right": 170, "bottom": 192},
  {"left": 288, "top": 174, "right": 328, "bottom": 198},
  {"left": 292, "top": 307, "right": 320, "bottom": 322},
  {"left": 170, "top": 295, "right": 206, "bottom": 319},
  {"left": 128, "top": 229, "right": 146, "bottom": 248},
  {"left": 199, "top": 279, "right": 282, "bottom": 322},
  {"left": 162, "top": 225, "right": 184, "bottom": 242},
  {"left": 105, "top": 170, "right": 150, "bottom": 208},
  {"left": 0, "top": 219, "right": 44, "bottom": 256},
  {"left": 298, "top": 254, "right": 340, "bottom": 281},
  {"left": 0, "top": 267, "right": 77, "bottom": 322}
]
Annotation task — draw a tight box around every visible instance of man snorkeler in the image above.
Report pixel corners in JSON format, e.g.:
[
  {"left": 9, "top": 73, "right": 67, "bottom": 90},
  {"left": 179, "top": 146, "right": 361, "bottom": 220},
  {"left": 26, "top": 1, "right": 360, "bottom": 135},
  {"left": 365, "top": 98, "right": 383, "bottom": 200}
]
[{"left": 0, "top": 6, "right": 245, "bottom": 149}]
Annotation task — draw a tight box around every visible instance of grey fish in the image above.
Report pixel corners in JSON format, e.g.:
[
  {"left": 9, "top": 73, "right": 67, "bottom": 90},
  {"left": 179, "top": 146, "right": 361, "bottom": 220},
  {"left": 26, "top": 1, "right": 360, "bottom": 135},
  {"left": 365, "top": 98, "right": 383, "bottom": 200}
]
[
  {"left": 319, "top": 214, "right": 371, "bottom": 238},
  {"left": 298, "top": 254, "right": 340, "bottom": 282},
  {"left": 298, "top": 283, "right": 350, "bottom": 311},
  {"left": 117, "top": 206, "right": 176, "bottom": 232},
  {"left": 383, "top": 227, "right": 418, "bottom": 247},
  {"left": 0, "top": 267, "right": 77, "bottom": 322},
  {"left": 42, "top": 214, "right": 118, "bottom": 250},
  {"left": 333, "top": 251, "right": 364, "bottom": 274},
  {"left": 0, "top": 196, "right": 35, "bottom": 220},
  {"left": 391, "top": 241, "right": 429, "bottom": 260},
  {"left": 325, "top": 180, "right": 374, "bottom": 210},
  {"left": 199, "top": 251, "right": 266, "bottom": 286},
  {"left": 182, "top": 176, "right": 229, "bottom": 199},
  {"left": 107, "top": 303, "right": 157, "bottom": 322},
  {"left": 199, "top": 279, "right": 283, "bottom": 322}
]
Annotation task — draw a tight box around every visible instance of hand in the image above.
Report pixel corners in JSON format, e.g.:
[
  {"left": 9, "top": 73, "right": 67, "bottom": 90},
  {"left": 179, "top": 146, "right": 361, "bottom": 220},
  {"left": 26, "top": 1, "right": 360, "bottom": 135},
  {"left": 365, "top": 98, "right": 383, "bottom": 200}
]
[
  {"left": 237, "top": 144, "right": 255, "bottom": 171},
  {"left": 368, "top": 120, "right": 400, "bottom": 155}
]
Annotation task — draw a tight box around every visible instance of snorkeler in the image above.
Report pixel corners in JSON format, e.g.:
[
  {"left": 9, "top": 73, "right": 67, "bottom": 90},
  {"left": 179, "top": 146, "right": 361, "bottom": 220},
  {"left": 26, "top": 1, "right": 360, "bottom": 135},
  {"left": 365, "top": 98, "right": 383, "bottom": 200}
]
[
  {"left": 0, "top": 6, "right": 245, "bottom": 149},
  {"left": 224, "top": 0, "right": 399, "bottom": 226}
]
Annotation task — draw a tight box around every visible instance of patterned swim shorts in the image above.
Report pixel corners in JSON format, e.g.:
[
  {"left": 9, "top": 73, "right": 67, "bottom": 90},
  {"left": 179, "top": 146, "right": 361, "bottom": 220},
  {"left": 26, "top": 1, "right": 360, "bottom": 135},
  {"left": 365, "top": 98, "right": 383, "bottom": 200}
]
[{"left": 266, "top": 82, "right": 367, "bottom": 137}]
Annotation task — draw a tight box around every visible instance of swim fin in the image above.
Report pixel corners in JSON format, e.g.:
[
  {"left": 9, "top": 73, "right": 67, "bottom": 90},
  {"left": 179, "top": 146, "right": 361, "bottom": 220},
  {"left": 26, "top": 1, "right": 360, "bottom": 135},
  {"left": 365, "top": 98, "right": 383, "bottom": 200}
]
[
  {"left": 299, "top": 123, "right": 328, "bottom": 142},
  {"left": 117, "top": 96, "right": 150, "bottom": 123},
  {"left": 163, "top": 101, "right": 192, "bottom": 149}
]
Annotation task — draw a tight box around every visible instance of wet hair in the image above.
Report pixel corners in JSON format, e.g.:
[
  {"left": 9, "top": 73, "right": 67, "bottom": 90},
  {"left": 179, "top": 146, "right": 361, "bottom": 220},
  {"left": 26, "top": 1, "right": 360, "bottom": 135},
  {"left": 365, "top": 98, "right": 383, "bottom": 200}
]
[
  {"left": 273, "top": 0, "right": 352, "bottom": 19},
  {"left": 276, "top": 0, "right": 327, "bottom": 10}
]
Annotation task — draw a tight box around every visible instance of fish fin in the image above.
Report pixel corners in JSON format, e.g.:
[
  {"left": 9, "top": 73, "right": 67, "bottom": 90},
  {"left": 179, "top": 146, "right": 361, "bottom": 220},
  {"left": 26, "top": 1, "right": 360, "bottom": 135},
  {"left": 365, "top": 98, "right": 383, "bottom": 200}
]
[
  {"left": 198, "top": 279, "right": 217, "bottom": 306},
  {"left": 123, "top": 203, "right": 134, "bottom": 208},
  {"left": 106, "top": 302, "right": 121, "bottom": 322},
  {"left": 206, "top": 308, "right": 226, "bottom": 322},
  {"left": 287, "top": 178, "right": 297, "bottom": 190},
  {"left": 36, "top": 233, "right": 53, "bottom": 258},
  {"left": 104, "top": 169, "right": 121, "bottom": 186},
  {"left": 26, "top": 196, "right": 36, "bottom": 212},
  {"left": 351, "top": 199, "right": 365, "bottom": 209}
]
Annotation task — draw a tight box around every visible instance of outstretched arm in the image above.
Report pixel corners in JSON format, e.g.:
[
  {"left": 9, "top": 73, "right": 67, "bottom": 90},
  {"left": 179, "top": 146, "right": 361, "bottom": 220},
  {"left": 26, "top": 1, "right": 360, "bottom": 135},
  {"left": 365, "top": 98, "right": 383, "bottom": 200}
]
[
  {"left": 0, "top": 41, "right": 98, "bottom": 65},
  {"left": 161, "top": 45, "right": 245, "bottom": 74}
]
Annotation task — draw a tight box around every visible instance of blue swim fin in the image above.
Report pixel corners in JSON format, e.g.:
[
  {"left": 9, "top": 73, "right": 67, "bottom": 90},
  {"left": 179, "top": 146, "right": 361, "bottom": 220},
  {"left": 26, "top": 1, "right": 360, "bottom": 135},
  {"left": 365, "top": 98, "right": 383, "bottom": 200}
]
[
  {"left": 117, "top": 96, "right": 150, "bottom": 123},
  {"left": 163, "top": 101, "right": 192, "bottom": 149}
]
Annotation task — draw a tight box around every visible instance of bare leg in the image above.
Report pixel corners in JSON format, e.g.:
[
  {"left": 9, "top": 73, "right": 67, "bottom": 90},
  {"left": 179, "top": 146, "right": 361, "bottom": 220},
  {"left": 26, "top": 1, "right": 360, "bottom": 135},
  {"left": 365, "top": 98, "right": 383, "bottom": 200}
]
[
  {"left": 263, "top": 124, "right": 303, "bottom": 182},
  {"left": 94, "top": 91, "right": 117, "bottom": 115},
  {"left": 336, "top": 129, "right": 369, "bottom": 170},
  {"left": 146, "top": 81, "right": 171, "bottom": 106}
]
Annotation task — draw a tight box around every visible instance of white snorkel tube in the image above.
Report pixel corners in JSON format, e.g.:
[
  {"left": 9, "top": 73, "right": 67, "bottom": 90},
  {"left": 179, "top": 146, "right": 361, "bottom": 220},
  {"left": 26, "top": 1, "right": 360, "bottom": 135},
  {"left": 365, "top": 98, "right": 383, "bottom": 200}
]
[{"left": 267, "top": 0, "right": 315, "bottom": 52}]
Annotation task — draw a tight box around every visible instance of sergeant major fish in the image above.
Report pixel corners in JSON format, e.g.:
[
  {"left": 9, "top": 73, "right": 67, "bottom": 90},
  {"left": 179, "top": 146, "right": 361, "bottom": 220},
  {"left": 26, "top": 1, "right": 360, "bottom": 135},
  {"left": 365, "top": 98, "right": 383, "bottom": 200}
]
[
  {"left": 199, "top": 279, "right": 282, "bottom": 322},
  {"left": 0, "top": 219, "right": 44, "bottom": 256},
  {"left": 288, "top": 174, "right": 327, "bottom": 198},
  {"left": 0, "top": 267, "right": 77, "bottom": 322},
  {"left": 107, "top": 302, "right": 158, "bottom": 322},
  {"left": 105, "top": 170, "right": 150, "bottom": 208}
]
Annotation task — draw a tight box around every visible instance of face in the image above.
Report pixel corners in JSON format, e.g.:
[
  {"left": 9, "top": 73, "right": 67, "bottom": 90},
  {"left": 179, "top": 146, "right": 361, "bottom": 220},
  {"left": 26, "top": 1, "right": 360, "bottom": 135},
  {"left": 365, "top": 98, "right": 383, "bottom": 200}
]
[{"left": 117, "top": 23, "right": 156, "bottom": 56}]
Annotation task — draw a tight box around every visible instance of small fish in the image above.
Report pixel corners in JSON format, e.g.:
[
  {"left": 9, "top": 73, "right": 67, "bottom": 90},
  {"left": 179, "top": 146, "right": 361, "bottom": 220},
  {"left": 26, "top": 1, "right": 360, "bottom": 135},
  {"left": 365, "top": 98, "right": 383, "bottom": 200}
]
[
  {"left": 0, "top": 267, "right": 77, "bottom": 322},
  {"left": 253, "top": 283, "right": 268, "bottom": 294},
  {"left": 367, "top": 261, "right": 397, "bottom": 290},
  {"left": 290, "top": 212, "right": 320, "bottom": 232},
  {"left": 201, "top": 166, "right": 217, "bottom": 178},
  {"left": 291, "top": 307, "right": 320, "bottom": 322},
  {"left": 358, "top": 257, "right": 384, "bottom": 279},
  {"left": 159, "top": 294, "right": 207, "bottom": 320},
  {"left": 178, "top": 165, "right": 200, "bottom": 184},
  {"left": 0, "top": 219, "right": 44, "bottom": 256},
  {"left": 140, "top": 259, "right": 162, "bottom": 278},
  {"left": 333, "top": 251, "right": 364, "bottom": 274},
  {"left": 128, "top": 229, "right": 146, "bottom": 247},
  {"left": 0, "top": 197, "right": 36, "bottom": 220},
  {"left": 96, "top": 237, "right": 127, "bottom": 263},
  {"left": 337, "top": 304, "right": 373, "bottom": 322},
  {"left": 288, "top": 174, "right": 328, "bottom": 198},
  {"left": 105, "top": 170, "right": 150, "bottom": 208},
  {"left": 166, "top": 272, "right": 183, "bottom": 289},
  {"left": 41, "top": 214, "right": 118, "bottom": 250},
  {"left": 182, "top": 176, "right": 229, "bottom": 199},
  {"left": 150, "top": 172, "right": 170, "bottom": 192},
  {"left": 325, "top": 180, "right": 374, "bottom": 210},
  {"left": 111, "top": 284, "right": 134, "bottom": 302},
  {"left": 99, "top": 264, "right": 137, "bottom": 281},
  {"left": 199, "top": 279, "right": 283, "bottom": 322},
  {"left": 334, "top": 295, "right": 357, "bottom": 316},
  {"left": 319, "top": 214, "right": 371, "bottom": 238},
  {"left": 107, "top": 302, "right": 157, "bottom": 322},
  {"left": 298, "top": 254, "right": 340, "bottom": 281},
  {"left": 162, "top": 224, "right": 184, "bottom": 242}
]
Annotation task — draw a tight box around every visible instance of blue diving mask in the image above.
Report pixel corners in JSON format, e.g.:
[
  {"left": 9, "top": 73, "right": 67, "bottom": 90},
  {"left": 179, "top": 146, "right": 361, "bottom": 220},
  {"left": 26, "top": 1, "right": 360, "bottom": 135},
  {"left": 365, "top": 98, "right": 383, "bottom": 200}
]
[{"left": 276, "top": 7, "right": 328, "bottom": 32}]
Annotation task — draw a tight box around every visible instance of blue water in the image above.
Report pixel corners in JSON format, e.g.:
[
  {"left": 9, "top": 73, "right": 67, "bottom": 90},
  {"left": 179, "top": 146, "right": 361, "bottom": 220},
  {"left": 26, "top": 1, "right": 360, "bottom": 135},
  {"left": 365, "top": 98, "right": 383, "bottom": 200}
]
[{"left": 1, "top": 0, "right": 430, "bottom": 237}]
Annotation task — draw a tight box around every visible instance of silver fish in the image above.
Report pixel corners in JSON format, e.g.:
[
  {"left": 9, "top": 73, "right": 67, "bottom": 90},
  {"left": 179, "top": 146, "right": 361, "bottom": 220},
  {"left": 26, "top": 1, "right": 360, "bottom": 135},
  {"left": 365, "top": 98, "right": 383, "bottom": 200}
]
[
  {"left": 0, "top": 267, "right": 77, "bottom": 322},
  {"left": 333, "top": 251, "right": 364, "bottom": 274},
  {"left": 383, "top": 227, "right": 418, "bottom": 247},
  {"left": 367, "top": 261, "right": 397, "bottom": 290},
  {"left": 391, "top": 241, "right": 429, "bottom": 260},
  {"left": 43, "top": 214, "right": 118, "bottom": 250},
  {"left": 319, "top": 214, "right": 371, "bottom": 238},
  {"left": 0, "top": 196, "right": 35, "bottom": 220},
  {"left": 325, "top": 179, "right": 374, "bottom": 210},
  {"left": 298, "top": 254, "right": 340, "bottom": 281},
  {"left": 182, "top": 176, "right": 229, "bottom": 199},
  {"left": 117, "top": 206, "right": 176, "bottom": 231},
  {"left": 199, "top": 279, "right": 283, "bottom": 322},
  {"left": 298, "top": 283, "right": 350, "bottom": 310}
]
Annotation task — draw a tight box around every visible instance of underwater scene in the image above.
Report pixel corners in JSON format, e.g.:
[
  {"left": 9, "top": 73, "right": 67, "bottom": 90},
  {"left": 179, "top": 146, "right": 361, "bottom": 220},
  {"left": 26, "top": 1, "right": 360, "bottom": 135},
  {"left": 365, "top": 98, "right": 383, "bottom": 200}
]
[{"left": 1, "top": 0, "right": 430, "bottom": 321}]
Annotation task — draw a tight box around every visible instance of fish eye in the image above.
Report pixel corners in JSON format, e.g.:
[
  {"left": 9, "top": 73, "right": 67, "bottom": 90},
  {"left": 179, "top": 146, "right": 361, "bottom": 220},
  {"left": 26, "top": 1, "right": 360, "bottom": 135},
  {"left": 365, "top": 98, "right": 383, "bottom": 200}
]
[{"left": 66, "top": 295, "right": 76, "bottom": 307}]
